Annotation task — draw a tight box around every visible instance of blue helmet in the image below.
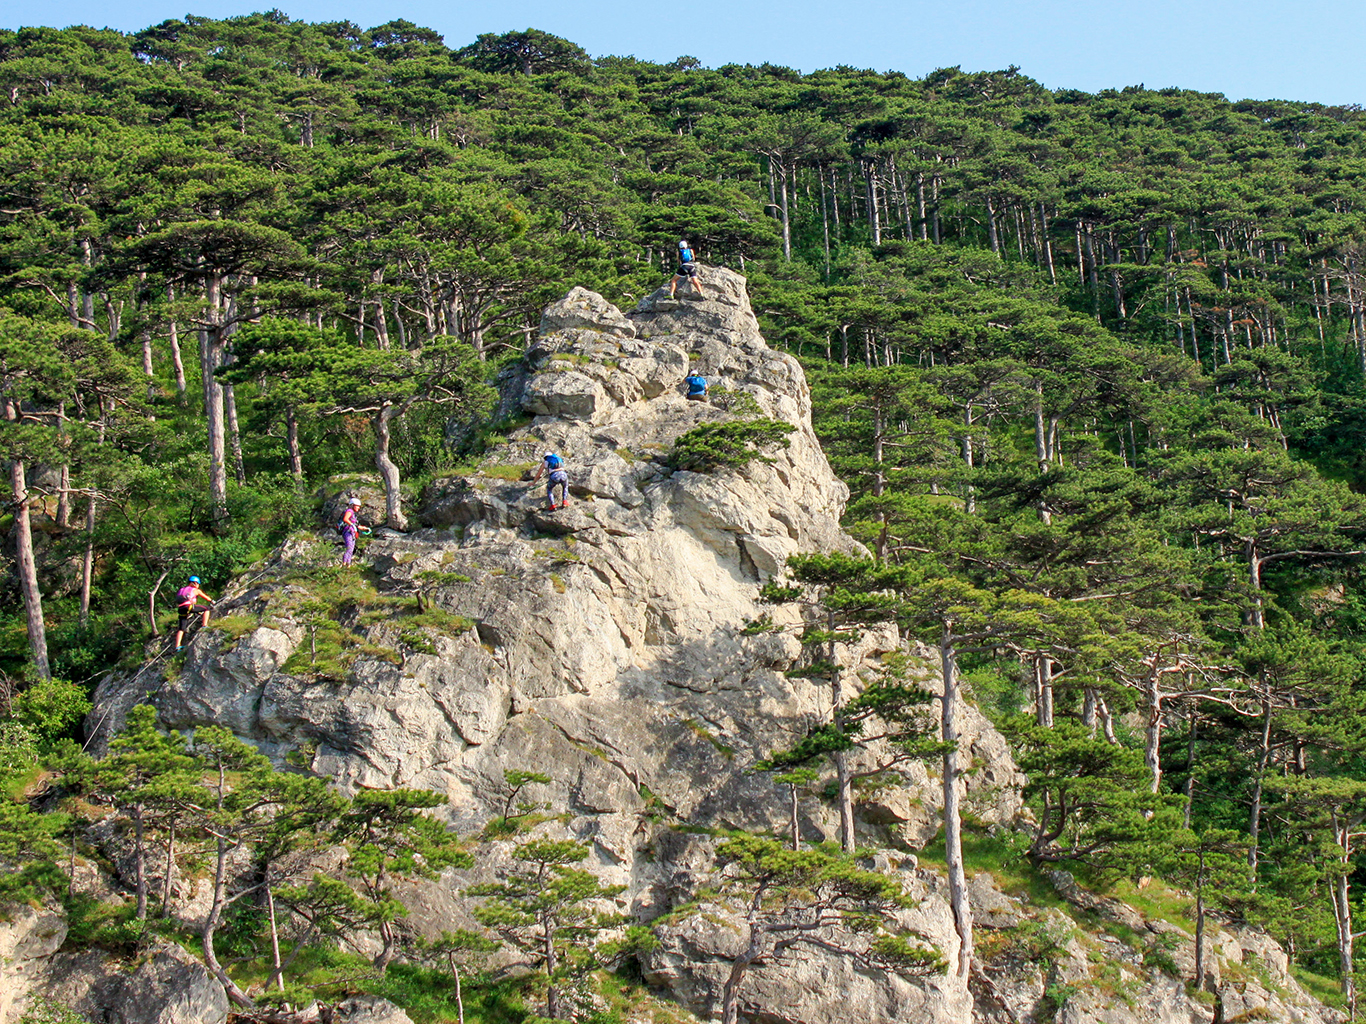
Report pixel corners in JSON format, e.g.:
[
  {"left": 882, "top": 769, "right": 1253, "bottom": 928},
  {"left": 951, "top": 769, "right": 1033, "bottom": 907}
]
[{"left": 188, "top": 575, "right": 200, "bottom": 584}]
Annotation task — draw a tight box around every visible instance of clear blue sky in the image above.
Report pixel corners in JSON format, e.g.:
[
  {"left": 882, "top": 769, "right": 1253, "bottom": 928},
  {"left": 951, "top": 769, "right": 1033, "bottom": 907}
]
[{"left": 6, "top": 0, "right": 1363, "bottom": 107}]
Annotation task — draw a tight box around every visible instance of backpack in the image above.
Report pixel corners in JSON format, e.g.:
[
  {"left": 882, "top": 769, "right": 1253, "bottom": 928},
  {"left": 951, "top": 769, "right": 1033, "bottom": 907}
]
[
  {"left": 545, "top": 454, "right": 563, "bottom": 470},
  {"left": 679, "top": 247, "right": 695, "bottom": 265},
  {"left": 176, "top": 584, "right": 196, "bottom": 607}
]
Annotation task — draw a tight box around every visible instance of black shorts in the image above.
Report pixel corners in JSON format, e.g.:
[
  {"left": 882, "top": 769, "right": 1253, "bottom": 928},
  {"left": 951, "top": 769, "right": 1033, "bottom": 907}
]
[
  {"left": 178, "top": 604, "right": 207, "bottom": 627},
  {"left": 676, "top": 263, "right": 699, "bottom": 278}
]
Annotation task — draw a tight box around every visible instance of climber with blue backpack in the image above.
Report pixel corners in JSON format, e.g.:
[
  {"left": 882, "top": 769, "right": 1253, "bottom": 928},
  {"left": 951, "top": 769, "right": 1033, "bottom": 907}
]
[
  {"left": 669, "top": 240, "right": 705, "bottom": 299},
  {"left": 685, "top": 370, "right": 709, "bottom": 401},
  {"left": 532, "top": 452, "right": 571, "bottom": 510},
  {"left": 174, "top": 575, "right": 214, "bottom": 651}
]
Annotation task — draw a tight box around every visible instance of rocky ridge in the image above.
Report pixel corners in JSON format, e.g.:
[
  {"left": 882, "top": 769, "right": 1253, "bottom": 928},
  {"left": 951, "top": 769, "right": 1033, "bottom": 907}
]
[{"left": 35, "top": 267, "right": 1340, "bottom": 1024}]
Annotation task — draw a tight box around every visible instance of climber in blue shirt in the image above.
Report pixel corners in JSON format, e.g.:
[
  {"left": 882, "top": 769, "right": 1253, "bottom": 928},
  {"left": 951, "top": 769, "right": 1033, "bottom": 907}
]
[
  {"left": 669, "top": 240, "right": 705, "bottom": 299},
  {"left": 532, "top": 452, "right": 571, "bottom": 510},
  {"left": 685, "top": 372, "right": 709, "bottom": 401}
]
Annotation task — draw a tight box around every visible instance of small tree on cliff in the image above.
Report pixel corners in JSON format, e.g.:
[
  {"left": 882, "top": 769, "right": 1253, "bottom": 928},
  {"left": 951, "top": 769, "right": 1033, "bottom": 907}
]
[
  {"left": 779, "top": 547, "right": 1103, "bottom": 983},
  {"left": 667, "top": 419, "right": 795, "bottom": 473},
  {"left": 756, "top": 650, "right": 944, "bottom": 852},
  {"left": 331, "top": 788, "right": 472, "bottom": 973},
  {"left": 468, "top": 837, "right": 630, "bottom": 1020},
  {"left": 698, "top": 833, "right": 942, "bottom": 1024},
  {"left": 193, "top": 726, "right": 342, "bottom": 1009},
  {"left": 94, "top": 704, "right": 202, "bottom": 920}
]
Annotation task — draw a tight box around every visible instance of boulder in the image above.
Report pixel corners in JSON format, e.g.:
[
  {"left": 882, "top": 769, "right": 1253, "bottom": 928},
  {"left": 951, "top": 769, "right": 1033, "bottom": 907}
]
[
  {"left": 539, "top": 286, "right": 636, "bottom": 339},
  {"left": 332, "top": 995, "right": 415, "bottom": 1024},
  {"left": 107, "top": 944, "right": 228, "bottom": 1024},
  {"left": 0, "top": 903, "right": 67, "bottom": 1023}
]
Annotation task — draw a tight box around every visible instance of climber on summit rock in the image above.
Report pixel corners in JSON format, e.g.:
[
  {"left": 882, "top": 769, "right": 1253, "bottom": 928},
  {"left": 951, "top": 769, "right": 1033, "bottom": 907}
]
[
  {"left": 532, "top": 451, "right": 571, "bottom": 510},
  {"left": 174, "top": 575, "right": 214, "bottom": 651},
  {"left": 669, "top": 240, "right": 704, "bottom": 299}
]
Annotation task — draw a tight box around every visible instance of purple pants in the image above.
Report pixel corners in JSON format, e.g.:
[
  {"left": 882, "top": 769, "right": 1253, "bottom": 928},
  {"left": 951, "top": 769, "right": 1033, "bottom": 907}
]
[
  {"left": 547, "top": 470, "right": 568, "bottom": 505},
  {"left": 342, "top": 526, "right": 358, "bottom": 565}
]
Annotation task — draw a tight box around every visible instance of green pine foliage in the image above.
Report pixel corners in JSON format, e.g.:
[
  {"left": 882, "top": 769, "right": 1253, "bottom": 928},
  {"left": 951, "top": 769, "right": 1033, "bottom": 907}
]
[
  {"left": 9, "top": 12, "right": 1366, "bottom": 1009},
  {"left": 665, "top": 418, "right": 795, "bottom": 472}
]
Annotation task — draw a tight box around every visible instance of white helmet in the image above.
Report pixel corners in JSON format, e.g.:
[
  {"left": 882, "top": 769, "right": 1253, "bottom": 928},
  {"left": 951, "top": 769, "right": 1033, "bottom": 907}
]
[
  {"left": 349, "top": 497, "right": 362, "bottom": 506},
  {"left": 679, "top": 240, "right": 689, "bottom": 247},
  {"left": 544, "top": 452, "right": 554, "bottom": 459}
]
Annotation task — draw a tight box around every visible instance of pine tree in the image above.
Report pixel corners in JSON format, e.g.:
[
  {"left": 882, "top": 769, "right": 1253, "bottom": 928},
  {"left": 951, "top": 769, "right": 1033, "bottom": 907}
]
[{"left": 469, "top": 837, "right": 627, "bottom": 1020}]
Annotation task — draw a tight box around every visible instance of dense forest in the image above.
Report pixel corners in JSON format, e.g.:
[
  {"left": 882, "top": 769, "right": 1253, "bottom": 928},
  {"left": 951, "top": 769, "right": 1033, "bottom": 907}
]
[{"left": 8, "top": 10, "right": 1366, "bottom": 1020}]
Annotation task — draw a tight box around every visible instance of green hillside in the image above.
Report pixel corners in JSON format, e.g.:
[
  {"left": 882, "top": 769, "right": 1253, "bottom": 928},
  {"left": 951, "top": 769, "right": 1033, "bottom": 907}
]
[{"left": 5, "top": 12, "right": 1366, "bottom": 1017}]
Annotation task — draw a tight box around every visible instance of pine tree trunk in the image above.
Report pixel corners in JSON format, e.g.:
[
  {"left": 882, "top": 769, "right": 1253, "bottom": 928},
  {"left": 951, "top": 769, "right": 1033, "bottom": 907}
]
[
  {"left": 1332, "top": 815, "right": 1357, "bottom": 1017},
  {"left": 1034, "top": 656, "right": 1054, "bottom": 727},
  {"left": 375, "top": 920, "right": 397, "bottom": 973},
  {"left": 161, "top": 820, "right": 176, "bottom": 917},
  {"left": 1144, "top": 671, "right": 1163, "bottom": 794},
  {"left": 10, "top": 460, "right": 50, "bottom": 678},
  {"left": 224, "top": 383, "right": 246, "bottom": 484},
  {"left": 1183, "top": 714, "right": 1198, "bottom": 828},
  {"left": 80, "top": 497, "right": 96, "bottom": 627},
  {"left": 939, "top": 625, "right": 973, "bottom": 981},
  {"left": 203, "top": 835, "right": 255, "bottom": 1008},
  {"left": 931, "top": 170, "right": 941, "bottom": 243},
  {"left": 285, "top": 407, "right": 303, "bottom": 481},
  {"left": 267, "top": 882, "right": 285, "bottom": 991},
  {"left": 1039, "top": 208, "right": 1055, "bottom": 282},
  {"left": 917, "top": 171, "right": 928, "bottom": 241},
  {"left": 722, "top": 924, "right": 764, "bottom": 1024},
  {"left": 132, "top": 805, "right": 148, "bottom": 920},
  {"left": 450, "top": 953, "right": 466, "bottom": 1024},
  {"left": 1193, "top": 862, "right": 1207, "bottom": 987},
  {"left": 374, "top": 404, "right": 409, "bottom": 530},
  {"left": 819, "top": 164, "right": 831, "bottom": 277},
  {"left": 1247, "top": 698, "right": 1273, "bottom": 884},
  {"left": 1247, "top": 542, "right": 1265, "bottom": 630},
  {"left": 199, "top": 276, "right": 228, "bottom": 519},
  {"left": 830, "top": 164, "right": 841, "bottom": 233},
  {"left": 962, "top": 403, "right": 976, "bottom": 514},
  {"left": 543, "top": 919, "right": 560, "bottom": 1019},
  {"left": 1032, "top": 394, "right": 1052, "bottom": 524},
  {"left": 167, "top": 285, "right": 188, "bottom": 397},
  {"left": 778, "top": 159, "right": 792, "bottom": 261},
  {"left": 374, "top": 294, "right": 391, "bottom": 350},
  {"left": 864, "top": 159, "right": 881, "bottom": 246},
  {"left": 56, "top": 460, "right": 71, "bottom": 528}
]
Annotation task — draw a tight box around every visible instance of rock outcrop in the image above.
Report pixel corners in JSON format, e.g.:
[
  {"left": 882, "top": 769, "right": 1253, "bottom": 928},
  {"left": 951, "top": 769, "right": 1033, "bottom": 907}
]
[
  {"left": 89, "top": 267, "right": 998, "bottom": 844},
  {"left": 77, "top": 268, "right": 1338, "bottom": 1024},
  {"left": 29, "top": 942, "right": 228, "bottom": 1024},
  {"left": 0, "top": 904, "right": 66, "bottom": 1022}
]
